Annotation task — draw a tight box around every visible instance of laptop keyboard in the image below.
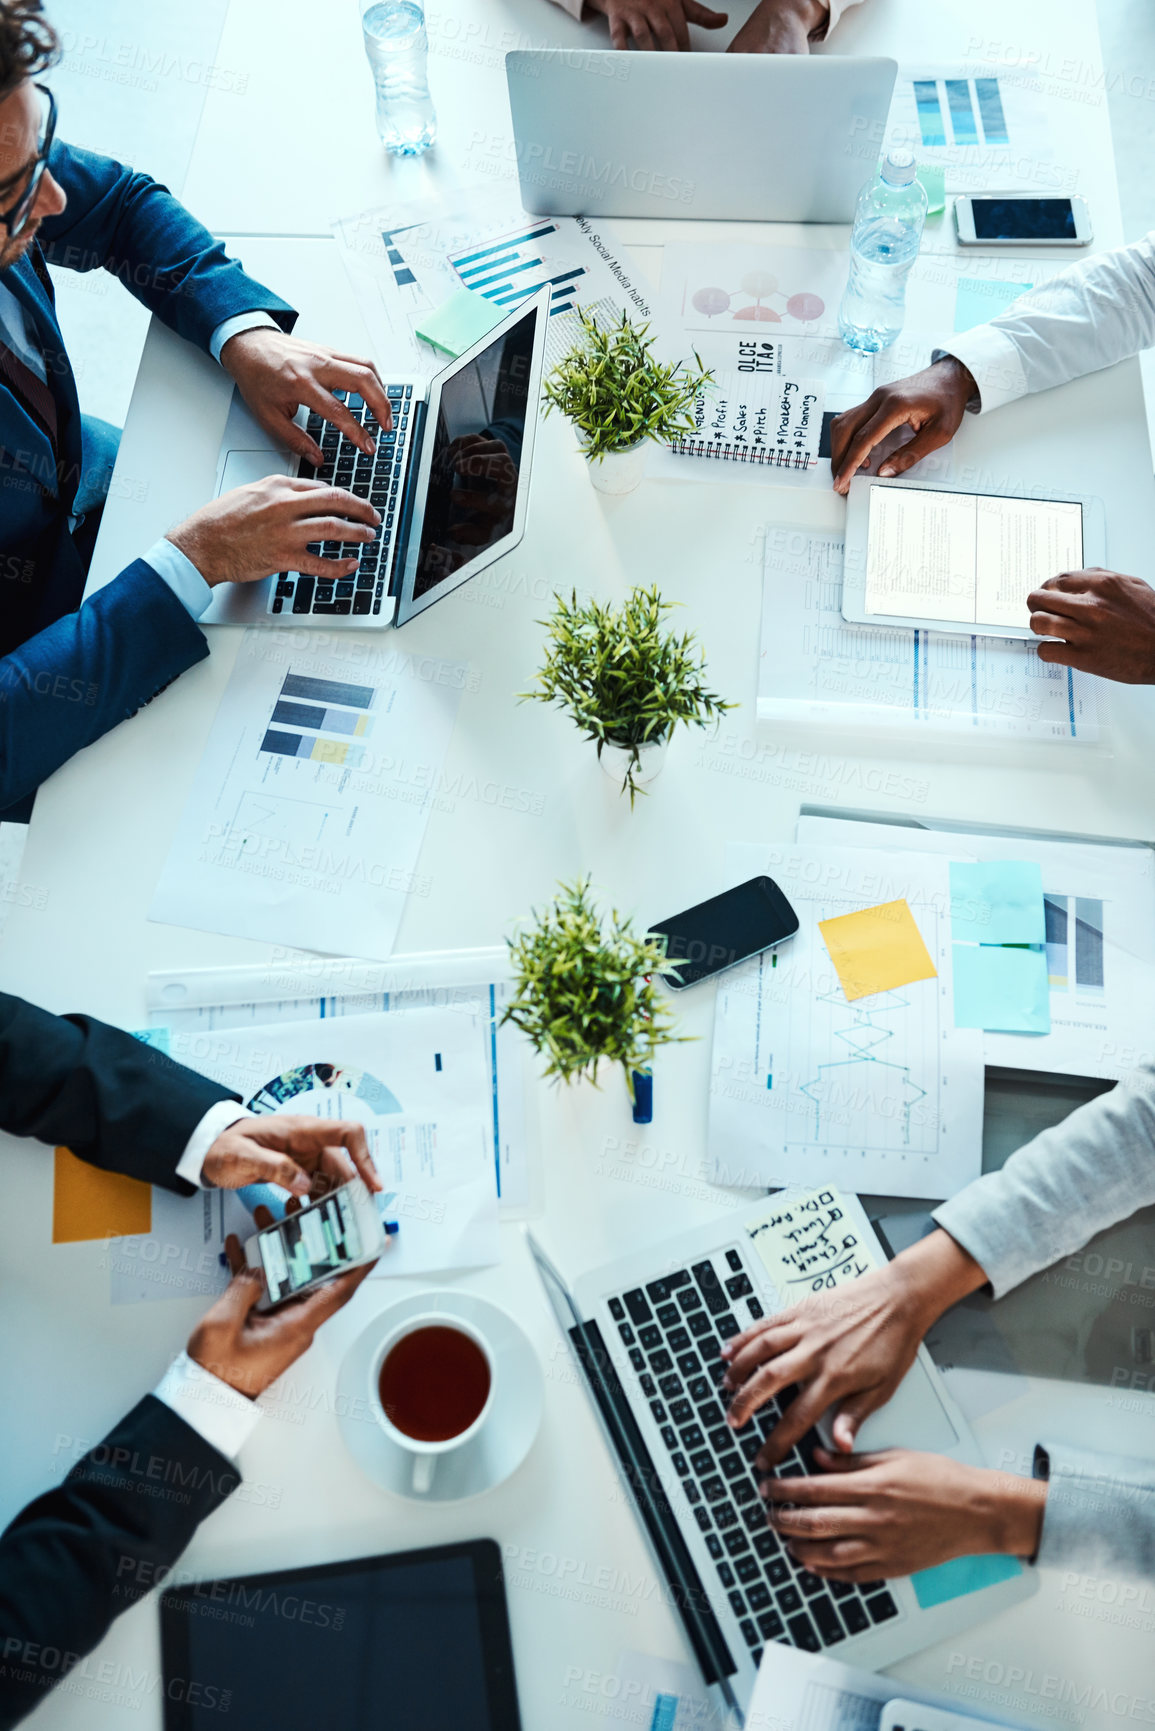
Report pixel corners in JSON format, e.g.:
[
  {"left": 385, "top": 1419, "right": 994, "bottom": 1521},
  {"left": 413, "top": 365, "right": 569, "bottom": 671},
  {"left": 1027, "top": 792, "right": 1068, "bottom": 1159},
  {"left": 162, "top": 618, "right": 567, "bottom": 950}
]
[
  {"left": 269, "top": 386, "right": 414, "bottom": 619},
  {"left": 606, "top": 1248, "right": 899, "bottom": 1664}
]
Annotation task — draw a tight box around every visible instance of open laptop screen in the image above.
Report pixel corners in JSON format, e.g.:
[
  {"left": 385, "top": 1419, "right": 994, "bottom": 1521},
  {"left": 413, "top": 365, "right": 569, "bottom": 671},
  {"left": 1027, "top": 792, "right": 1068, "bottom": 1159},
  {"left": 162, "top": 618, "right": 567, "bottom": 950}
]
[{"left": 410, "top": 308, "right": 536, "bottom": 601}]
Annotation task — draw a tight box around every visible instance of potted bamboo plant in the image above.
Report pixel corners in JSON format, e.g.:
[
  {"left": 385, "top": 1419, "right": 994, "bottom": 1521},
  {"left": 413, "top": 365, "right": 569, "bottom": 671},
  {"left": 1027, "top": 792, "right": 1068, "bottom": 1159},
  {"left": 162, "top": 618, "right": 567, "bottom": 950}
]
[
  {"left": 543, "top": 309, "right": 711, "bottom": 496},
  {"left": 502, "top": 877, "right": 685, "bottom": 1104},
  {"left": 524, "top": 586, "right": 734, "bottom": 804}
]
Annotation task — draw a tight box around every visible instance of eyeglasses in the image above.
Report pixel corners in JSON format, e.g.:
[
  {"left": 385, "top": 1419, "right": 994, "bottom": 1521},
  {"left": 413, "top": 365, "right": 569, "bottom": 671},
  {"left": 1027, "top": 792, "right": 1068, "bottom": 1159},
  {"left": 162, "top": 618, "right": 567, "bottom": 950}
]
[{"left": 0, "top": 84, "right": 56, "bottom": 241}]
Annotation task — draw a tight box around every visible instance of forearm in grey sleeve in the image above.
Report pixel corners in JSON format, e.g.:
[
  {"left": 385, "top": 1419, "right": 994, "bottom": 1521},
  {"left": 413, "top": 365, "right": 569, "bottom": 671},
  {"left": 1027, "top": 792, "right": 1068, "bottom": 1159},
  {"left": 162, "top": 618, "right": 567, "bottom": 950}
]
[
  {"left": 956, "top": 232, "right": 1155, "bottom": 401},
  {"left": 1033, "top": 1442, "right": 1155, "bottom": 1580},
  {"left": 931, "top": 1064, "right": 1155, "bottom": 1298}
]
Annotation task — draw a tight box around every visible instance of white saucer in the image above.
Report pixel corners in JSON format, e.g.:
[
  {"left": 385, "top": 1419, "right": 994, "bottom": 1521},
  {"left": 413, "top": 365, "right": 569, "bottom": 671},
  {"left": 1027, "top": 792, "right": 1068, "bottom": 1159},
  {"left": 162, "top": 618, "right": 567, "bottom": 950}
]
[{"left": 336, "top": 1292, "right": 544, "bottom": 1503}]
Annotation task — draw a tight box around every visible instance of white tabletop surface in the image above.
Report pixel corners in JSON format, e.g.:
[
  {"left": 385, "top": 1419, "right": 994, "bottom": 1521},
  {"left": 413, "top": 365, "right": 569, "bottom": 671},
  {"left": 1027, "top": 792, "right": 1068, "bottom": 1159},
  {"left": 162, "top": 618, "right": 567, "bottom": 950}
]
[{"left": 4, "top": 0, "right": 1155, "bottom": 1726}]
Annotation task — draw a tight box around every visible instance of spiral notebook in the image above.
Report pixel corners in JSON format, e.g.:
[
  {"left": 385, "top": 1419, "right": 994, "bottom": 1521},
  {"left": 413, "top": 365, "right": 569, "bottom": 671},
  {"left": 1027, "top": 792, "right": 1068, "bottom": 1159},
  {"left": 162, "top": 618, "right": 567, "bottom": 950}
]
[{"left": 669, "top": 369, "right": 825, "bottom": 468}]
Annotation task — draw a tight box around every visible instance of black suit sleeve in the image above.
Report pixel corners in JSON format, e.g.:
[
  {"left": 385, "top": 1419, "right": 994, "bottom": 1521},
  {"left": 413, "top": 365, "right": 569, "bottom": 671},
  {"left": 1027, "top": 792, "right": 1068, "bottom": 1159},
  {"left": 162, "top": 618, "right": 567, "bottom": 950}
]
[
  {"left": 0, "top": 992, "right": 240, "bottom": 1194},
  {"left": 0, "top": 1397, "right": 238, "bottom": 1729}
]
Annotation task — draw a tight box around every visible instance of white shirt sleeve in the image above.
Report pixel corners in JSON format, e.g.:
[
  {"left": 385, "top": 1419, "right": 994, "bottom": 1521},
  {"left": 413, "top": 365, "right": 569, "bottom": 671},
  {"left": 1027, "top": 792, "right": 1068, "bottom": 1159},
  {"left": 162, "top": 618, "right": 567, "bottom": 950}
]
[
  {"left": 173, "top": 1100, "right": 251, "bottom": 1189},
  {"left": 143, "top": 536, "right": 214, "bottom": 619},
  {"left": 937, "top": 231, "right": 1155, "bottom": 414},
  {"left": 153, "top": 1350, "right": 262, "bottom": 1461},
  {"left": 824, "top": 0, "right": 864, "bottom": 35},
  {"left": 210, "top": 311, "right": 281, "bottom": 365}
]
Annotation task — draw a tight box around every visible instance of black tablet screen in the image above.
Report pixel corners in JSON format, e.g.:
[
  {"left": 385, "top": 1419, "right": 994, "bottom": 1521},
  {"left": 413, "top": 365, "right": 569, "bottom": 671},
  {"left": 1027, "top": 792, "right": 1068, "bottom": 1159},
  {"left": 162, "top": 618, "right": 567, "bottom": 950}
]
[{"left": 161, "top": 1541, "right": 520, "bottom": 1731}]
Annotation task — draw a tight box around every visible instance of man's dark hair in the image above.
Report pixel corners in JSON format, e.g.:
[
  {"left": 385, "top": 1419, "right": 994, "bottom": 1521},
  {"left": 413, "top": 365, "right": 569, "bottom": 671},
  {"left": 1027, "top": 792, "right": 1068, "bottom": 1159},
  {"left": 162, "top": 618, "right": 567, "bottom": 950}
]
[{"left": 0, "top": 1, "right": 58, "bottom": 100}]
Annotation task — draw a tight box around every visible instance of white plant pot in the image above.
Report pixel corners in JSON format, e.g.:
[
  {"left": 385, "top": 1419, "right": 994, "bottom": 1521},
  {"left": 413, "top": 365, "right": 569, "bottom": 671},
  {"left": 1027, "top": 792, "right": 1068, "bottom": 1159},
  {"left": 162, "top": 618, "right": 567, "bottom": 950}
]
[
  {"left": 599, "top": 734, "right": 669, "bottom": 792},
  {"left": 583, "top": 439, "right": 648, "bottom": 496}
]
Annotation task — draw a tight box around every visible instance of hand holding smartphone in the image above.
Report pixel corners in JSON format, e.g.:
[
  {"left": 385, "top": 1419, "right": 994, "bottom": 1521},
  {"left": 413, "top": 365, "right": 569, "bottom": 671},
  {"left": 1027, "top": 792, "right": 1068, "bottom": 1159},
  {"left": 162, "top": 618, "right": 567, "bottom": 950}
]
[{"left": 244, "top": 1177, "right": 390, "bottom": 1310}]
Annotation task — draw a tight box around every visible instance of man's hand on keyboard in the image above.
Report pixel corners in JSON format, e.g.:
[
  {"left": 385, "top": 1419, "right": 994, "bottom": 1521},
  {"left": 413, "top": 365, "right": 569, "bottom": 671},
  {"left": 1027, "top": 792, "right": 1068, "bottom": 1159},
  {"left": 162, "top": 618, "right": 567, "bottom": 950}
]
[
  {"left": 219, "top": 329, "right": 394, "bottom": 467},
  {"left": 721, "top": 1229, "right": 986, "bottom": 1466},
  {"left": 762, "top": 1448, "right": 1047, "bottom": 1578},
  {"left": 167, "top": 475, "right": 380, "bottom": 586}
]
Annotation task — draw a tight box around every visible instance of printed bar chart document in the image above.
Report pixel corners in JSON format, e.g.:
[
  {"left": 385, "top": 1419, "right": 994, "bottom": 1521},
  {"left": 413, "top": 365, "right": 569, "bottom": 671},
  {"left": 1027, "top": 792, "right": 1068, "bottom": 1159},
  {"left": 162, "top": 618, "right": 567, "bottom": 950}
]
[{"left": 150, "top": 630, "right": 465, "bottom": 959}]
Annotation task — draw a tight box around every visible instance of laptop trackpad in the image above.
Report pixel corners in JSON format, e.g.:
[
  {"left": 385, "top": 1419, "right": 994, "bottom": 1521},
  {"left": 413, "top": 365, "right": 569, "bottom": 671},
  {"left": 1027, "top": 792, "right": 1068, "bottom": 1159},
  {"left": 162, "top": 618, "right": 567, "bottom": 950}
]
[
  {"left": 217, "top": 447, "right": 294, "bottom": 494},
  {"left": 817, "top": 1359, "right": 960, "bottom": 1455}
]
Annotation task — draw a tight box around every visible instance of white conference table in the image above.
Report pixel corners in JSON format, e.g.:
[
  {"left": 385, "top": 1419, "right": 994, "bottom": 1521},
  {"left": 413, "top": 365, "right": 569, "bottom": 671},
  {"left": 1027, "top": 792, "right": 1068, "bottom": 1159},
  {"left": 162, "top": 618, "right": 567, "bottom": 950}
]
[{"left": 4, "top": 0, "right": 1155, "bottom": 1726}]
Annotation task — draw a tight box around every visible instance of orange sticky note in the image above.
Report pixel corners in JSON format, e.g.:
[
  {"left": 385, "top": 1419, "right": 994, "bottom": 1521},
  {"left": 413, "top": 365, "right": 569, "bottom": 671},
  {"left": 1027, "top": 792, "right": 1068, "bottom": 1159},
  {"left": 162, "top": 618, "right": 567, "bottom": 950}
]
[
  {"left": 818, "top": 899, "right": 937, "bottom": 1001},
  {"left": 52, "top": 1146, "right": 152, "bottom": 1243}
]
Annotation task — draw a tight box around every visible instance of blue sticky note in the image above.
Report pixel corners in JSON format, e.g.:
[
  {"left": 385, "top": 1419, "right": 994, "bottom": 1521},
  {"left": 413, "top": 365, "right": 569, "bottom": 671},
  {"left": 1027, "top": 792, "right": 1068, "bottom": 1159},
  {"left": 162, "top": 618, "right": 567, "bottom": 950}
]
[
  {"left": 132, "top": 1025, "right": 171, "bottom": 1055},
  {"left": 954, "top": 277, "right": 1033, "bottom": 332},
  {"left": 953, "top": 942, "right": 1051, "bottom": 1033},
  {"left": 911, "top": 1551, "right": 1022, "bottom": 1610},
  {"left": 949, "top": 859, "right": 1046, "bottom": 945}
]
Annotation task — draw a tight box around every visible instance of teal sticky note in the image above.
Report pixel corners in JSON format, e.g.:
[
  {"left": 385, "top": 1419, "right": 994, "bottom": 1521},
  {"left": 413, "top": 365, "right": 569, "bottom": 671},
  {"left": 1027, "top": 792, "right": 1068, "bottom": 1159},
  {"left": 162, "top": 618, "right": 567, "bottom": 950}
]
[
  {"left": 917, "top": 165, "right": 946, "bottom": 215},
  {"left": 911, "top": 1552, "right": 1022, "bottom": 1610},
  {"left": 415, "top": 289, "right": 504, "bottom": 358},
  {"left": 132, "top": 1026, "right": 171, "bottom": 1055},
  {"left": 953, "top": 943, "right": 1051, "bottom": 1033},
  {"left": 949, "top": 859, "right": 1046, "bottom": 945},
  {"left": 954, "top": 277, "right": 1033, "bottom": 332}
]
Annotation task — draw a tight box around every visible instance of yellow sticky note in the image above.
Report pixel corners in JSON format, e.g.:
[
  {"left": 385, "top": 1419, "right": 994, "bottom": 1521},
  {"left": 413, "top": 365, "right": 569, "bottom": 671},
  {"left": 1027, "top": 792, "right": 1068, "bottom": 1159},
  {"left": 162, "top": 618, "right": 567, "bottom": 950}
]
[
  {"left": 818, "top": 898, "right": 937, "bottom": 1001},
  {"left": 52, "top": 1146, "right": 152, "bottom": 1243}
]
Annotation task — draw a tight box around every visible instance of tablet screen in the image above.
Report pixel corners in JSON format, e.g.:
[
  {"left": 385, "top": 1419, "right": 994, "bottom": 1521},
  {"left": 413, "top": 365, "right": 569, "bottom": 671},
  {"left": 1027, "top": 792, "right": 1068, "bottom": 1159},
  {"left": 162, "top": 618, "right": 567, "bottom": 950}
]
[
  {"left": 161, "top": 1541, "right": 520, "bottom": 1731},
  {"left": 864, "top": 487, "right": 1083, "bottom": 629}
]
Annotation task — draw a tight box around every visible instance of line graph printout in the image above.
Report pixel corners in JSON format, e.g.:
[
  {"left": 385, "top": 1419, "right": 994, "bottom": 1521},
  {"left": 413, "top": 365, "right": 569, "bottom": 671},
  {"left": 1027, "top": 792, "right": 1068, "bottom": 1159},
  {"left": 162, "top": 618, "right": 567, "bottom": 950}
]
[
  {"left": 709, "top": 844, "right": 983, "bottom": 1200},
  {"left": 150, "top": 630, "right": 464, "bottom": 960}
]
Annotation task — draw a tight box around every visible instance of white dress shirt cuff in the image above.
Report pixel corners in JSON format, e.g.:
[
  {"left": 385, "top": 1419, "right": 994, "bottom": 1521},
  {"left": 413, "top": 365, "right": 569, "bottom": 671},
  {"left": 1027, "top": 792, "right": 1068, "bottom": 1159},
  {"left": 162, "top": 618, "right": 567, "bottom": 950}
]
[
  {"left": 210, "top": 311, "right": 281, "bottom": 365},
  {"left": 144, "top": 536, "right": 214, "bottom": 620},
  {"left": 175, "top": 1099, "right": 250, "bottom": 1189},
  {"left": 932, "top": 324, "right": 1032, "bottom": 415},
  {"left": 153, "top": 1350, "right": 262, "bottom": 1461}
]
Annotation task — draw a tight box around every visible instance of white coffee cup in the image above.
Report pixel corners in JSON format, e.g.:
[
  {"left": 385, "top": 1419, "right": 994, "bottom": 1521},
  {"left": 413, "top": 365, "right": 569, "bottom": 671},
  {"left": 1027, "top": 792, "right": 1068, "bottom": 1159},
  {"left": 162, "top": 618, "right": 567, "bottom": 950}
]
[{"left": 370, "top": 1312, "right": 496, "bottom": 1494}]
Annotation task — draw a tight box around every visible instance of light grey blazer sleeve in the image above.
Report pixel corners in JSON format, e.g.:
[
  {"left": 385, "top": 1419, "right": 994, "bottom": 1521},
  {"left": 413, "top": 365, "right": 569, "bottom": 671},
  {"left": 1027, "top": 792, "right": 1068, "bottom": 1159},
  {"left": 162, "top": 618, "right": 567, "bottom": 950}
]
[
  {"left": 931, "top": 1067, "right": 1155, "bottom": 1579},
  {"left": 931, "top": 1064, "right": 1155, "bottom": 1300},
  {"left": 1033, "top": 1442, "right": 1155, "bottom": 1580}
]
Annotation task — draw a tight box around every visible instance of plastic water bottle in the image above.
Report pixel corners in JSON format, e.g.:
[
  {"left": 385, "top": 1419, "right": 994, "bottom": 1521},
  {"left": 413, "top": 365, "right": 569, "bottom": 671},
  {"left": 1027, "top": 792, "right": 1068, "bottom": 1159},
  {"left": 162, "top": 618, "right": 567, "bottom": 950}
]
[
  {"left": 360, "top": 0, "right": 436, "bottom": 157},
  {"left": 838, "top": 149, "right": 927, "bottom": 352}
]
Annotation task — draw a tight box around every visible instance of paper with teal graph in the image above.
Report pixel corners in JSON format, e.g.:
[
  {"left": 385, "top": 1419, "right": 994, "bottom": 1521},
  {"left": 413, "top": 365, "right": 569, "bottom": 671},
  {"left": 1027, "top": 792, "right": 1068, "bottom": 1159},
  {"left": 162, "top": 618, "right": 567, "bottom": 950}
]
[
  {"left": 949, "top": 859, "right": 1046, "bottom": 944},
  {"left": 954, "top": 277, "right": 1033, "bottom": 332},
  {"left": 952, "top": 942, "right": 1050, "bottom": 1033}
]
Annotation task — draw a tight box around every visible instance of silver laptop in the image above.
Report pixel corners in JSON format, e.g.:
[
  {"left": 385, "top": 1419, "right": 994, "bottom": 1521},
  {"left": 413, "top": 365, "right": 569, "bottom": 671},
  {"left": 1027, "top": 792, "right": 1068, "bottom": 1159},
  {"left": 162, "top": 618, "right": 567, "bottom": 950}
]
[
  {"left": 203, "top": 289, "right": 548, "bottom": 629},
  {"left": 529, "top": 1191, "right": 1034, "bottom": 1720},
  {"left": 505, "top": 52, "right": 897, "bottom": 222}
]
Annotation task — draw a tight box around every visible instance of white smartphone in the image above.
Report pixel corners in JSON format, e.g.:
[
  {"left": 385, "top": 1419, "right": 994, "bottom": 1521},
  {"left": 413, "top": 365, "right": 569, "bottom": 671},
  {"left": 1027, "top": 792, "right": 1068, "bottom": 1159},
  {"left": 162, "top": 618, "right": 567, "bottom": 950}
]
[
  {"left": 954, "top": 193, "right": 1091, "bottom": 247},
  {"left": 243, "top": 1177, "right": 385, "bottom": 1310}
]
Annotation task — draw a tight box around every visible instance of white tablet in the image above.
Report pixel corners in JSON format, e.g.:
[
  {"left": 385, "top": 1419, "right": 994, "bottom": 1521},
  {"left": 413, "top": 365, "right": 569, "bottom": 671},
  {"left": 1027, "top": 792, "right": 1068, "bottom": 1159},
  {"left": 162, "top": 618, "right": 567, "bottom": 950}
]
[{"left": 841, "top": 476, "right": 1106, "bottom": 640}]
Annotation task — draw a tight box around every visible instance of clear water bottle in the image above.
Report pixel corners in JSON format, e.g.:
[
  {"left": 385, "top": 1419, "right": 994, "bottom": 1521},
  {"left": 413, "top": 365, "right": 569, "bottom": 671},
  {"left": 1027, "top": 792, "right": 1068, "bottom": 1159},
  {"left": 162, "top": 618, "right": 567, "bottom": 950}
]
[
  {"left": 838, "top": 148, "right": 927, "bottom": 352},
  {"left": 360, "top": 0, "right": 436, "bottom": 157}
]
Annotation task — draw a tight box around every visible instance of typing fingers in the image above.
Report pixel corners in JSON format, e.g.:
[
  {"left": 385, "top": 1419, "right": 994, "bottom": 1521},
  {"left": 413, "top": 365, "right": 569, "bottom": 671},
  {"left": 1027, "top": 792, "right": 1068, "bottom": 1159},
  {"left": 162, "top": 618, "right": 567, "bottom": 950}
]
[
  {"left": 317, "top": 354, "right": 394, "bottom": 433},
  {"left": 285, "top": 481, "right": 381, "bottom": 528},
  {"left": 684, "top": 0, "right": 728, "bottom": 23},
  {"left": 305, "top": 384, "right": 376, "bottom": 455}
]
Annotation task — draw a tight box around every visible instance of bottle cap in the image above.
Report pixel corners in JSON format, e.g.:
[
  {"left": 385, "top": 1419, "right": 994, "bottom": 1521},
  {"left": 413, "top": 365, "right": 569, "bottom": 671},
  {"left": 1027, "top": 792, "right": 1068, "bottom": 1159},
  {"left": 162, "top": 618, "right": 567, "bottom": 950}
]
[{"left": 881, "top": 148, "right": 917, "bottom": 187}]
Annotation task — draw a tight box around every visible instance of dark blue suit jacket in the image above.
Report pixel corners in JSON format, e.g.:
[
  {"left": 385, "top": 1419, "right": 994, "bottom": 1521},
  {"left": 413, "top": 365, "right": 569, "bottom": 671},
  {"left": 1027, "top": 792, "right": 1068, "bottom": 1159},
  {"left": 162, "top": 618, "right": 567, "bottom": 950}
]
[{"left": 0, "top": 139, "right": 297, "bottom": 812}]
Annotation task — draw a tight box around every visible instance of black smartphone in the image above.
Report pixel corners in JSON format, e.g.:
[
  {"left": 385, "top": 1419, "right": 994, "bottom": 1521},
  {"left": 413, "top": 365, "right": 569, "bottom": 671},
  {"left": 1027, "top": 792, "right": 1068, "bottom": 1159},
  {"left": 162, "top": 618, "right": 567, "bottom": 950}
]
[{"left": 649, "top": 875, "right": 800, "bottom": 989}]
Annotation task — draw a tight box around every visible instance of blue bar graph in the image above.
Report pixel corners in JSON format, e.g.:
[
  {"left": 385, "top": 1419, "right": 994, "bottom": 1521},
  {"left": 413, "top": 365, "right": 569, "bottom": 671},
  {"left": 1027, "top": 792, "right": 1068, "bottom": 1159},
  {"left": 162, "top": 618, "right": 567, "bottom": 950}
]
[
  {"left": 913, "top": 79, "right": 946, "bottom": 147},
  {"left": 448, "top": 222, "right": 587, "bottom": 317},
  {"left": 945, "top": 79, "right": 979, "bottom": 144},
  {"left": 974, "top": 77, "right": 1009, "bottom": 144}
]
